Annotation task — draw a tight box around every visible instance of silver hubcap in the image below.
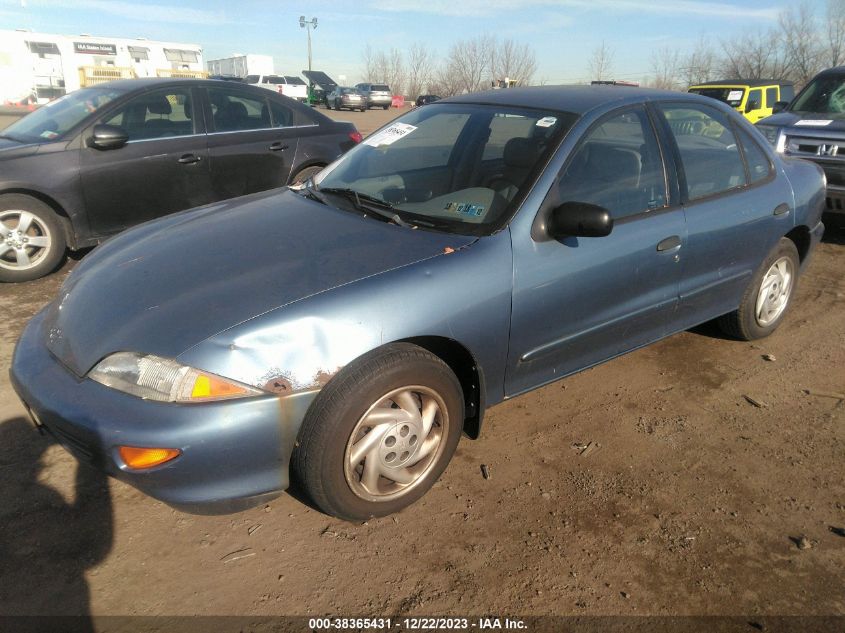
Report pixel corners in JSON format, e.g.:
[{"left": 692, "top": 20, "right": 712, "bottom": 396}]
[
  {"left": 344, "top": 386, "right": 447, "bottom": 503},
  {"left": 755, "top": 256, "right": 794, "bottom": 326},
  {"left": 0, "top": 210, "right": 51, "bottom": 271}
]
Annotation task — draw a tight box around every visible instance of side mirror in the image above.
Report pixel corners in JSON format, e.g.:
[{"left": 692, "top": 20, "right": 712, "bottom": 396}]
[
  {"left": 772, "top": 101, "right": 788, "bottom": 114},
  {"left": 548, "top": 201, "right": 613, "bottom": 239},
  {"left": 745, "top": 101, "right": 760, "bottom": 113},
  {"left": 88, "top": 124, "right": 129, "bottom": 150}
]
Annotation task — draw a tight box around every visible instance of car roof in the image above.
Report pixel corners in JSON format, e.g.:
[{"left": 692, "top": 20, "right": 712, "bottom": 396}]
[
  {"left": 691, "top": 79, "right": 794, "bottom": 87},
  {"left": 814, "top": 66, "right": 845, "bottom": 78},
  {"left": 83, "top": 77, "right": 268, "bottom": 90},
  {"left": 441, "top": 85, "right": 710, "bottom": 115}
]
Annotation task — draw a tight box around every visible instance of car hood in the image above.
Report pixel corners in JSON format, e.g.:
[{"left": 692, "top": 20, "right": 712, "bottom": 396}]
[
  {"left": 759, "top": 111, "right": 845, "bottom": 131},
  {"left": 44, "top": 189, "right": 475, "bottom": 376}
]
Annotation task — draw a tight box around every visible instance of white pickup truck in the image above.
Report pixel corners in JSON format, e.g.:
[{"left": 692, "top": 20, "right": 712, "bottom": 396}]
[{"left": 244, "top": 74, "right": 308, "bottom": 103}]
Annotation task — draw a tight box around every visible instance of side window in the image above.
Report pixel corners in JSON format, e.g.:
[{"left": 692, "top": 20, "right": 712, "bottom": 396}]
[
  {"left": 765, "top": 87, "right": 778, "bottom": 109},
  {"left": 558, "top": 107, "right": 667, "bottom": 219},
  {"left": 207, "top": 88, "right": 271, "bottom": 133},
  {"left": 269, "top": 100, "right": 294, "bottom": 128},
  {"left": 102, "top": 89, "right": 195, "bottom": 141},
  {"left": 747, "top": 89, "right": 762, "bottom": 110},
  {"left": 661, "top": 104, "right": 746, "bottom": 200},
  {"left": 736, "top": 126, "right": 772, "bottom": 184}
]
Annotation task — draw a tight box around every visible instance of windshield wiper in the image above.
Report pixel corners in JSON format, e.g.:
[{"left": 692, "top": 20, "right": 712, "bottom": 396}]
[{"left": 318, "top": 187, "right": 414, "bottom": 228}]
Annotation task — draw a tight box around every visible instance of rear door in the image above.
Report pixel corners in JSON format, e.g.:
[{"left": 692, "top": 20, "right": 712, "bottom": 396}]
[
  {"left": 79, "top": 85, "right": 212, "bottom": 236},
  {"left": 654, "top": 102, "right": 794, "bottom": 327},
  {"left": 203, "top": 86, "right": 301, "bottom": 199}
]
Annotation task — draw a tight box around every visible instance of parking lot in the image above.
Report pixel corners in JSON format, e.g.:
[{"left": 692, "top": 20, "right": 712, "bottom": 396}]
[{"left": 1, "top": 105, "right": 844, "bottom": 618}]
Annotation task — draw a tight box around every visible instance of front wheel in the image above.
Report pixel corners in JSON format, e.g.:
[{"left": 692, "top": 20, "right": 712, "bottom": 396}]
[
  {"left": 289, "top": 165, "right": 324, "bottom": 186},
  {"left": 382, "top": 105, "right": 389, "bottom": 110},
  {"left": 718, "top": 237, "right": 799, "bottom": 340},
  {"left": 292, "top": 343, "right": 464, "bottom": 521},
  {"left": 0, "top": 194, "right": 66, "bottom": 282}
]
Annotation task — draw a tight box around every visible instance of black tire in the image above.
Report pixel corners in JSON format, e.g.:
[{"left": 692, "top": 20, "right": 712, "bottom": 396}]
[
  {"left": 292, "top": 343, "right": 464, "bottom": 521},
  {"left": 718, "top": 237, "right": 800, "bottom": 340},
  {"left": 289, "top": 165, "right": 324, "bottom": 186},
  {"left": 383, "top": 105, "right": 389, "bottom": 110},
  {"left": 0, "top": 193, "right": 66, "bottom": 283}
]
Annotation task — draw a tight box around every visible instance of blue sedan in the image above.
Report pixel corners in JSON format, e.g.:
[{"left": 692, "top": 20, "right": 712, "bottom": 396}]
[{"left": 11, "top": 86, "right": 825, "bottom": 521}]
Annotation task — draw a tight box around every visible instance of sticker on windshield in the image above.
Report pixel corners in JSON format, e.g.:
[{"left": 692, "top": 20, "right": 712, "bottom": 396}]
[
  {"left": 39, "top": 130, "right": 59, "bottom": 139},
  {"left": 445, "top": 202, "right": 484, "bottom": 217},
  {"left": 727, "top": 90, "right": 743, "bottom": 101},
  {"left": 536, "top": 116, "right": 557, "bottom": 128},
  {"left": 363, "top": 122, "right": 417, "bottom": 147},
  {"left": 795, "top": 119, "right": 833, "bottom": 126}
]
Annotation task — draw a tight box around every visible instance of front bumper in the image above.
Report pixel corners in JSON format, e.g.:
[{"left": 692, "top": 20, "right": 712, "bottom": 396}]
[{"left": 10, "top": 309, "right": 318, "bottom": 513}]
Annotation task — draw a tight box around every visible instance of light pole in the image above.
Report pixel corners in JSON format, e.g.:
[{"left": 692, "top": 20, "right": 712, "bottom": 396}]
[{"left": 299, "top": 15, "right": 317, "bottom": 73}]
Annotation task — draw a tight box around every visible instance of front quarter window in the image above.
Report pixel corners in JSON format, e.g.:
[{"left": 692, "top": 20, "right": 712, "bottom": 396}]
[{"left": 314, "top": 103, "right": 578, "bottom": 235}]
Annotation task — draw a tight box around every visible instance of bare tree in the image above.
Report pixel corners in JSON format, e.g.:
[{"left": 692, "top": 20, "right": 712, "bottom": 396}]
[
  {"left": 721, "top": 28, "right": 790, "bottom": 80},
  {"left": 405, "top": 42, "right": 435, "bottom": 100},
  {"left": 587, "top": 41, "right": 614, "bottom": 81},
  {"left": 492, "top": 38, "right": 537, "bottom": 86},
  {"left": 361, "top": 44, "right": 377, "bottom": 83},
  {"left": 779, "top": 2, "right": 822, "bottom": 85},
  {"left": 825, "top": 0, "right": 845, "bottom": 67},
  {"left": 372, "top": 48, "right": 406, "bottom": 95},
  {"left": 681, "top": 37, "right": 716, "bottom": 86},
  {"left": 443, "top": 35, "right": 495, "bottom": 94},
  {"left": 649, "top": 47, "right": 682, "bottom": 90}
]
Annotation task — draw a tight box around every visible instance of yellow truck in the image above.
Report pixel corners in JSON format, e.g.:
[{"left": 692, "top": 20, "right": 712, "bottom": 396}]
[{"left": 688, "top": 80, "right": 795, "bottom": 123}]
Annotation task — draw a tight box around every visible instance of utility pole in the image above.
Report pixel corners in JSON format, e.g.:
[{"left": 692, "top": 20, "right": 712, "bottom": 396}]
[{"left": 299, "top": 15, "right": 318, "bottom": 73}]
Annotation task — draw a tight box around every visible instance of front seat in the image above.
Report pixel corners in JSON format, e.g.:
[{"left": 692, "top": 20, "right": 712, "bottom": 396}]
[
  {"left": 489, "top": 137, "right": 542, "bottom": 200},
  {"left": 141, "top": 94, "right": 175, "bottom": 137}
]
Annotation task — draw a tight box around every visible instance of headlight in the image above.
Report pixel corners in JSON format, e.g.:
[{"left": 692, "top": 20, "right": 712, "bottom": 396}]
[
  {"left": 756, "top": 125, "right": 780, "bottom": 146},
  {"left": 89, "top": 352, "right": 263, "bottom": 403}
]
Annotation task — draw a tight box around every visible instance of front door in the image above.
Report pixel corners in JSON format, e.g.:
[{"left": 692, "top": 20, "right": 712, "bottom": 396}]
[
  {"left": 506, "top": 106, "right": 686, "bottom": 396},
  {"left": 79, "top": 86, "right": 212, "bottom": 236}
]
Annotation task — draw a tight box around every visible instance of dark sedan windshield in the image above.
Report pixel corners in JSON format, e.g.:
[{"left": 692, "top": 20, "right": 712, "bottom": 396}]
[
  {"left": 315, "top": 103, "right": 578, "bottom": 235},
  {"left": 3, "top": 87, "right": 124, "bottom": 143},
  {"left": 790, "top": 75, "right": 845, "bottom": 115}
]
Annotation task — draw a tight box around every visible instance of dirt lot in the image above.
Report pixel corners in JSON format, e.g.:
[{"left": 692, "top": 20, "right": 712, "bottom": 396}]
[{"left": 1, "top": 105, "right": 844, "bottom": 620}]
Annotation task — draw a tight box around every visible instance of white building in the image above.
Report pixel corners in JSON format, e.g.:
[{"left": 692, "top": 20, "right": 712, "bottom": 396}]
[
  {"left": 206, "top": 54, "right": 274, "bottom": 78},
  {"left": 0, "top": 30, "right": 205, "bottom": 105}
]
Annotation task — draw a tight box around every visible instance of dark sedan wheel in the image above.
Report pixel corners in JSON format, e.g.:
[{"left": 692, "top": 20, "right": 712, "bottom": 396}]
[
  {"left": 289, "top": 165, "right": 324, "bottom": 186},
  {"left": 0, "top": 194, "right": 66, "bottom": 282},
  {"left": 718, "top": 238, "right": 799, "bottom": 340},
  {"left": 293, "top": 343, "right": 464, "bottom": 521}
]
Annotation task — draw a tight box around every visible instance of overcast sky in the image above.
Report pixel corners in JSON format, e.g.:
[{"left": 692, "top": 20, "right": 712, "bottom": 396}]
[{"left": 0, "top": 0, "right": 830, "bottom": 84}]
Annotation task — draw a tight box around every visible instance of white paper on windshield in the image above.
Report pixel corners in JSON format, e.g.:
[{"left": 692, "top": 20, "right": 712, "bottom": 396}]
[
  {"left": 795, "top": 119, "right": 833, "bottom": 126},
  {"left": 536, "top": 116, "right": 557, "bottom": 128},
  {"left": 727, "top": 90, "right": 743, "bottom": 101},
  {"left": 363, "top": 122, "right": 417, "bottom": 147}
]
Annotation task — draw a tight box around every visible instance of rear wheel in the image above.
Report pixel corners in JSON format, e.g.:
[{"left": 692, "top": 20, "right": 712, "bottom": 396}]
[
  {"left": 718, "top": 238, "right": 799, "bottom": 340},
  {"left": 293, "top": 343, "right": 464, "bottom": 521},
  {"left": 383, "top": 105, "right": 389, "bottom": 110},
  {"left": 0, "top": 194, "right": 66, "bottom": 282}
]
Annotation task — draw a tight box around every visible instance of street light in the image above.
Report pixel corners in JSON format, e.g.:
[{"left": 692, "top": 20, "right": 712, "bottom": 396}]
[{"left": 299, "top": 15, "right": 317, "bottom": 73}]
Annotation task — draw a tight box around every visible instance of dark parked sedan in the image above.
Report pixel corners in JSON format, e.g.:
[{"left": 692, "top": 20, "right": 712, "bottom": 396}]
[
  {"left": 11, "top": 86, "right": 824, "bottom": 521},
  {"left": 0, "top": 78, "right": 361, "bottom": 281}
]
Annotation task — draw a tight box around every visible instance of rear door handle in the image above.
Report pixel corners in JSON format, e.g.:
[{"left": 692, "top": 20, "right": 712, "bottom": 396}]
[
  {"left": 657, "top": 235, "right": 682, "bottom": 251},
  {"left": 177, "top": 153, "right": 201, "bottom": 164},
  {"left": 269, "top": 142, "right": 289, "bottom": 152},
  {"left": 774, "top": 203, "right": 791, "bottom": 216}
]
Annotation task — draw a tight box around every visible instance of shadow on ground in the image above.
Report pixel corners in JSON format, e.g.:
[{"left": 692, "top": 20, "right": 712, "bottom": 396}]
[{"left": 0, "top": 416, "right": 112, "bottom": 629}]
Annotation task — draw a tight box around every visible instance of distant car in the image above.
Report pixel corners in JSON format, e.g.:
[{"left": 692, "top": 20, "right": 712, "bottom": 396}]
[
  {"left": 0, "top": 78, "right": 362, "bottom": 282},
  {"left": 244, "top": 74, "right": 308, "bottom": 102},
  {"left": 689, "top": 80, "right": 795, "bottom": 124},
  {"left": 327, "top": 87, "right": 366, "bottom": 111},
  {"left": 355, "top": 83, "right": 392, "bottom": 110},
  {"left": 756, "top": 66, "right": 845, "bottom": 215},
  {"left": 11, "top": 86, "right": 824, "bottom": 521},
  {"left": 415, "top": 94, "right": 441, "bottom": 107}
]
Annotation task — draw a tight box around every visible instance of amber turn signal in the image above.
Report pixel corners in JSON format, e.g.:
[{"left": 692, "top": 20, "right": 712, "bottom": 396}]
[{"left": 119, "top": 445, "right": 181, "bottom": 470}]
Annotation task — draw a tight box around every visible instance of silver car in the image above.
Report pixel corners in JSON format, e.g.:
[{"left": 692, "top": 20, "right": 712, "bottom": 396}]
[
  {"left": 355, "top": 83, "right": 392, "bottom": 110},
  {"left": 327, "top": 87, "right": 366, "bottom": 112}
]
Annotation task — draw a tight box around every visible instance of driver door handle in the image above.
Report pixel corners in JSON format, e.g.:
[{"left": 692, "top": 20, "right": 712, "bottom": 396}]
[
  {"left": 657, "top": 235, "right": 682, "bottom": 251},
  {"left": 269, "top": 142, "right": 289, "bottom": 152}
]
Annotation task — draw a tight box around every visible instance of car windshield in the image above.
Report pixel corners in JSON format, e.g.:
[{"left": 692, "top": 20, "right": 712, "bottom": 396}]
[
  {"left": 790, "top": 75, "right": 845, "bottom": 116},
  {"left": 314, "top": 103, "right": 578, "bottom": 235},
  {"left": 2, "top": 87, "right": 124, "bottom": 143},
  {"left": 689, "top": 87, "right": 745, "bottom": 108}
]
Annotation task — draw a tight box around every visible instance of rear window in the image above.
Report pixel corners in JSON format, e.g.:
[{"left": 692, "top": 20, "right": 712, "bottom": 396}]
[
  {"left": 244, "top": 75, "right": 260, "bottom": 84},
  {"left": 284, "top": 76, "right": 306, "bottom": 85},
  {"left": 689, "top": 87, "right": 745, "bottom": 108},
  {"left": 266, "top": 76, "right": 286, "bottom": 84},
  {"left": 372, "top": 85, "right": 390, "bottom": 92}
]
